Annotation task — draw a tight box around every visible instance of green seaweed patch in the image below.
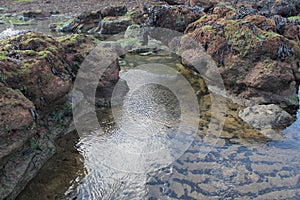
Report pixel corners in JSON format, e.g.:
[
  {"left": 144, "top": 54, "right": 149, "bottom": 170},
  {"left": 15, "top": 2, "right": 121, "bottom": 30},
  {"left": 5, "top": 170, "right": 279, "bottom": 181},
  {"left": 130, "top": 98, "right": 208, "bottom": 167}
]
[
  {"left": 56, "top": 34, "right": 97, "bottom": 47},
  {"left": 200, "top": 25, "right": 215, "bottom": 34},
  {"left": 225, "top": 21, "right": 257, "bottom": 56},
  {"left": 289, "top": 40, "right": 300, "bottom": 58},
  {"left": 50, "top": 18, "right": 74, "bottom": 31},
  {"left": 6, "top": 16, "right": 34, "bottom": 26},
  {"left": 288, "top": 16, "right": 300, "bottom": 23},
  {"left": 224, "top": 20, "right": 281, "bottom": 56},
  {"left": 102, "top": 15, "right": 130, "bottom": 23},
  {"left": 37, "top": 50, "right": 52, "bottom": 58},
  {"left": 0, "top": 7, "right": 8, "bottom": 12},
  {"left": 0, "top": 51, "right": 7, "bottom": 60},
  {"left": 14, "top": 49, "right": 37, "bottom": 56}
]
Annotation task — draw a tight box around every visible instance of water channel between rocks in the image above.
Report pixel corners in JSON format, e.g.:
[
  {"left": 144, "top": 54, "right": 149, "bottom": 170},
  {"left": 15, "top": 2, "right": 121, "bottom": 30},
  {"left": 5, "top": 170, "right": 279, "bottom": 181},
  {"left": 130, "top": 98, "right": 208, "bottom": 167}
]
[{"left": 16, "top": 50, "right": 300, "bottom": 200}]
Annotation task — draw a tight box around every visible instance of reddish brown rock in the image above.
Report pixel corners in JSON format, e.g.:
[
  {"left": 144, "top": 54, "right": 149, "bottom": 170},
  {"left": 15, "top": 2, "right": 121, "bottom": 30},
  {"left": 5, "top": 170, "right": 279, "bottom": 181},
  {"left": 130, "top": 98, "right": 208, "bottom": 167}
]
[
  {"left": 0, "top": 33, "right": 72, "bottom": 113},
  {"left": 147, "top": 5, "right": 204, "bottom": 32},
  {"left": 185, "top": 13, "right": 300, "bottom": 108},
  {"left": 0, "top": 84, "right": 36, "bottom": 160},
  {"left": 271, "top": 0, "right": 297, "bottom": 17}
]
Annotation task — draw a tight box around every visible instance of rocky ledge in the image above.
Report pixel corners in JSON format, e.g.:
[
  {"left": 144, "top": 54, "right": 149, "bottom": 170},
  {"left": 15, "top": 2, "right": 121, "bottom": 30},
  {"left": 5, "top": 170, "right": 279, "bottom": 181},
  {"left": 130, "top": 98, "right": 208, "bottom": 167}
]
[{"left": 0, "top": 32, "right": 120, "bottom": 199}]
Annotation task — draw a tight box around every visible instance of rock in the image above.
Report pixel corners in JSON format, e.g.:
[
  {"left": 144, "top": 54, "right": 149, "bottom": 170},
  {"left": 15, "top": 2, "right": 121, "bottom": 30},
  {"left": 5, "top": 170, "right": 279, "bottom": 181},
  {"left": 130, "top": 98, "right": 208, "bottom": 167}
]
[
  {"left": 56, "top": 34, "right": 96, "bottom": 75},
  {"left": 70, "top": 10, "right": 101, "bottom": 33},
  {"left": 0, "top": 128, "right": 56, "bottom": 200},
  {"left": 0, "top": 83, "right": 57, "bottom": 200},
  {"left": 124, "top": 24, "right": 145, "bottom": 41},
  {"left": 147, "top": 5, "right": 204, "bottom": 32},
  {"left": 101, "top": 5, "right": 128, "bottom": 17},
  {"left": 128, "top": 6, "right": 148, "bottom": 25},
  {"left": 185, "top": 12, "right": 300, "bottom": 108},
  {"left": 239, "top": 104, "right": 294, "bottom": 132},
  {"left": 165, "top": 0, "right": 187, "bottom": 5},
  {"left": 49, "top": 5, "right": 129, "bottom": 33},
  {"left": 100, "top": 16, "right": 132, "bottom": 34},
  {"left": 0, "top": 84, "right": 35, "bottom": 161},
  {"left": 0, "top": 32, "right": 72, "bottom": 113},
  {"left": 23, "top": 10, "right": 51, "bottom": 19},
  {"left": 271, "top": 0, "right": 297, "bottom": 17},
  {"left": 190, "top": 0, "right": 218, "bottom": 10}
]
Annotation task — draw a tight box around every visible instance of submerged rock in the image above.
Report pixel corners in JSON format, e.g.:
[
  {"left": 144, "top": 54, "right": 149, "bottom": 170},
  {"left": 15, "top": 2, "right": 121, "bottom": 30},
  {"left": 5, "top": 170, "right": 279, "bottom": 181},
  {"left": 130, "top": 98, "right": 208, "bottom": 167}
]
[{"left": 239, "top": 104, "right": 294, "bottom": 130}]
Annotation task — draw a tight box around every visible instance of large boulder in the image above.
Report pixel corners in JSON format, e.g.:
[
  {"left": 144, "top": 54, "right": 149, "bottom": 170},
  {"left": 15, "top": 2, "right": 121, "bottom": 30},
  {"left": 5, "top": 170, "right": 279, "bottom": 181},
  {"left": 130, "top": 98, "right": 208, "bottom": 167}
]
[{"left": 185, "top": 8, "right": 300, "bottom": 108}]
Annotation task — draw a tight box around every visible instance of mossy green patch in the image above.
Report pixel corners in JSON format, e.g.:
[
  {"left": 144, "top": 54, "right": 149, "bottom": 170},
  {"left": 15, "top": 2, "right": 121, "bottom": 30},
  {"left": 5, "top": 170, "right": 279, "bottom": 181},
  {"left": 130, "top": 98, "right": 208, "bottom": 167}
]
[
  {"left": 5, "top": 16, "right": 34, "bottom": 26},
  {"left": 37, "top": 50, "right": 52, "bottom": 58},
  {"left": 225, "top": 21, "right": 257, "bottom": 56},
  {"left": 0, "top": 7, "right": 8, "bottom": 12},
  {"left": 14, "top": 49, "right": 37, "bottom": 56},
  {"left": 288, "top": 16, "right": 300, "bottom": 23},
  {"left": 0, "top": 51, "right": 7, "bottom": 60},
  {"left": 50, "top": 18, "right": 74, "bottom": 31},
  {"left": 224, "top": 20, "right": 281, "bottom": 56},
  {"left": 200, "top": 25, "right": 215, "bottom": 34},
  {"left": 102, "top": 16, "right": 130, "bottom": 23}
]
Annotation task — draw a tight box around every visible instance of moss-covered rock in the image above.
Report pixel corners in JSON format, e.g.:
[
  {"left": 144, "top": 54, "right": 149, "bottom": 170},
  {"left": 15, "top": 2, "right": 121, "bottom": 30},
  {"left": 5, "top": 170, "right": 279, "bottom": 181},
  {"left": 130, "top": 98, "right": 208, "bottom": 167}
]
[
  {"left": 185, "top": 11, "right": 300, "bottom": 109},
  {"left": 0, "top": 32, "right": 72, "bottom": 112},
  {"left": 100, "top": 15, "right": 132, "bottom": 34}
]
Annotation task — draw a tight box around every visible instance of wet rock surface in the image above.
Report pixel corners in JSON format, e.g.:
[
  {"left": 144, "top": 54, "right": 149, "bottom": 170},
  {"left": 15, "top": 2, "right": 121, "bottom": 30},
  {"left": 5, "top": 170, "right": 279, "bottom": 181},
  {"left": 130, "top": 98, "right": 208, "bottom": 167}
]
[
  {"left": 185, "top": 4, "right": 300, "bottom": 108},
  {"left": 0, "top": 31, "right": 120, "bottom": 199},
  {"left": 239, "top": 104, "right": 294, "bottom": 130}
]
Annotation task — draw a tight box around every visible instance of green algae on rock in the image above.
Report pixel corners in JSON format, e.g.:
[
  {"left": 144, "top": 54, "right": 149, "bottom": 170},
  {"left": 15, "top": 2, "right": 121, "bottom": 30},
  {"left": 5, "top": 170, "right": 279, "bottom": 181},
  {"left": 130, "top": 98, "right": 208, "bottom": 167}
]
[{"left": 185, "top": 8, "right": 300, "bottom": 109}]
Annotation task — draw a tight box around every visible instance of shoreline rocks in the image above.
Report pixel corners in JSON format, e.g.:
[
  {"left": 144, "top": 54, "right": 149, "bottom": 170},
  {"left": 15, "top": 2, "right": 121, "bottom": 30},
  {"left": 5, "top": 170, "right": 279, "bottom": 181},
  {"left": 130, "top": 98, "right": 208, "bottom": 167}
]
[{"left": 0, "top": 31, "right": 121, "bottom": 199}]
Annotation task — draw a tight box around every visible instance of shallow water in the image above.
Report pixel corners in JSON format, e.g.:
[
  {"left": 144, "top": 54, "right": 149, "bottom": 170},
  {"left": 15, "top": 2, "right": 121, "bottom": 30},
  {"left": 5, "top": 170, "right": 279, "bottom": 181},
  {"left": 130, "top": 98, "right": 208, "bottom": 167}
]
[
  {"left": 17, "top": 51, "right": 300, "bottom": 199},
  {"left": 0, "top": 14, "right": 71, "bottom": 37}
]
